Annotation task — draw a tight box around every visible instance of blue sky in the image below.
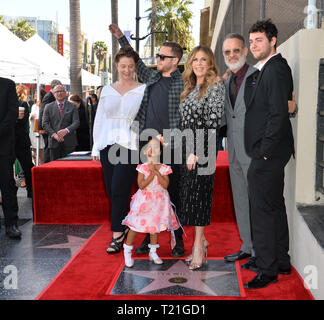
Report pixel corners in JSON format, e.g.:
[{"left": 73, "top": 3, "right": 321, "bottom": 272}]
[{"left": 0, "top": 0, "right": 206, "bottom": 54}]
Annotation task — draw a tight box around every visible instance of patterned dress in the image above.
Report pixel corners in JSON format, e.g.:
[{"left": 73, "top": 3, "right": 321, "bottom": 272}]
[
  {"left": 122, "top": 163, "right": 180, "bottom": 236},
  {"left": 178, "top": 82, "right": 225, "bottom": 226}
]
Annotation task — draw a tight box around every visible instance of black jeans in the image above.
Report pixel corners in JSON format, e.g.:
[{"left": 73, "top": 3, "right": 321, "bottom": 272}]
[
  {"left": 100, "top": 144, "right": 138, "bottom": 232},
  {"left": 247, "top": 152, "right": 292, "bottom": 276}
]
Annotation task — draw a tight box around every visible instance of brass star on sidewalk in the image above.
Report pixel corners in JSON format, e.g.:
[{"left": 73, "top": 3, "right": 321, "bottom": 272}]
[
  {"left": 37, "top": 235, "right": 87, "bottom": 256},
  {"left": 124, "top": 260, "right": 233, "bottom": 296}
]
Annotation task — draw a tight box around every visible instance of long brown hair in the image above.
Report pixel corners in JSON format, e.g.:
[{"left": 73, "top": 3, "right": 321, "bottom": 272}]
[
  {"left": 180, "top": 46, "right": 219, "bottom": 102},
  {"left": 69, "top": 94, "right": 86, "bottom": 110}
]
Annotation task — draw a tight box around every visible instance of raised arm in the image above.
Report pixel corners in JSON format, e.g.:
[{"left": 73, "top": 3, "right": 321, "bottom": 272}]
[{"left": 109, "top": 24, "right": 156, "bottom": 83}]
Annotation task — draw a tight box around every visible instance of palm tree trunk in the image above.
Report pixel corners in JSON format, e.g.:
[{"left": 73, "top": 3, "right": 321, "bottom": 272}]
[
  {"left": 151, "top": 0, "right": 156, "bottom": 64},
  {"left": 70, "top": 0, "right": 82, "bottom": 96},
  {"left": 111, "top": 0, "right": 119, "bottom": 82}
]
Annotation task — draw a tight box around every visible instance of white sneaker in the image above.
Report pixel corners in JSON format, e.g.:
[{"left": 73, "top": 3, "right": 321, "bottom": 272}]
[
  {"left": 123, "top": 243, "right": 134, "bottom": 268},
  {"left": 148, "top": 244, "right": 163, "bottom": 265}
]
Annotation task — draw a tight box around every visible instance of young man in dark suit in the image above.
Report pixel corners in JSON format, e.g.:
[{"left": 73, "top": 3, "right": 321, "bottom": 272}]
[
  {"left": 0, "top": 77, "right": 21, "bottom": 239},
  {"left": 244, "top": 20, "right": 295, "bottom": 289}
]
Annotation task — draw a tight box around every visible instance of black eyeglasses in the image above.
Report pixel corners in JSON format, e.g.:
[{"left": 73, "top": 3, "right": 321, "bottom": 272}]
[{"left": 156, "top": 53, "right": 176, "bottom": 61}]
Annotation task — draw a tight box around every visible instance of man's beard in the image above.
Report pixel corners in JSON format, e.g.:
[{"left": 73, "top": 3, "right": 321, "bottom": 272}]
[
  {"left": 225, "top": 54, "right": 246, "bottom": 71},
  {"left": 252, "top": 46, "right": 272, "bottom": 62}
]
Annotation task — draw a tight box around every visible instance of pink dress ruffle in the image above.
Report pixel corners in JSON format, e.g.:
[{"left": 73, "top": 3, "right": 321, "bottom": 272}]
[{"left": 122, "top": 163, "right": 180, "bottom": 235}]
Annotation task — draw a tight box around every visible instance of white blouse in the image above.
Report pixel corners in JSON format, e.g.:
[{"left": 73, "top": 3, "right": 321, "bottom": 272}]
[{"left": 91, "top": 83, "right": 146, "bottom": 157}]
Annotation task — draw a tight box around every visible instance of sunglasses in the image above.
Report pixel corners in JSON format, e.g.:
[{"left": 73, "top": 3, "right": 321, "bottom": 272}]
[
  {"left": 156, "top": 53, "right": 176, "bottom": 61},
  {"left": 223, "top": 48, "right": 242, "bottom": 56}
]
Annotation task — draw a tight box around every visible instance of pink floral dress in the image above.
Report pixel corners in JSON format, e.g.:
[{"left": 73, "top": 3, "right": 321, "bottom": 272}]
[{"left": 122, "top": 163, "right": 180, "bottom": 245}]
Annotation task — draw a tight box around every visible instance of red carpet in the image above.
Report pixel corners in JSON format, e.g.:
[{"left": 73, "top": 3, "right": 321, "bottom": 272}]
[
  {"left": 36, "top": 223, "right": 313, "bottom": 300},
  {"left": 34, "top": 151, "right": 313, "bottom": 300}
]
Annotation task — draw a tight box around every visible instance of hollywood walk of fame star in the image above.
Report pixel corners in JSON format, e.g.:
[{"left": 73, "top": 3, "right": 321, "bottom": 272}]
[
  {"left": 123, "top": 260, "right": 234, "bottom": 296},
  {"left": 37, "top": 235, "right": 87, "bottom": 256}
]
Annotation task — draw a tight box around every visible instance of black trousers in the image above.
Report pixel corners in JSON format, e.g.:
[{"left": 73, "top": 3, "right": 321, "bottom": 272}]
[
  {"left": 0, "top": 156, "right": 19, "bottom": 226},
  {"left": 168, "top": 162, "right": 183, "bottom": 239},
  {"left": 247, "top": 152, "right": 292, "bottom": 276},
  {"left": 49, "top": 143, "right": 75, "bottom": 161},
  {"left": 165, "top": 146, "right": 183, "bottom": 239},
  {"left": 15, "top": 144, "right": 34, "bottom": 195},
  {"left": 42, "top": 133, "right": 50, "bottom": 163},
  {"left": 100, "top": 144, "right": 138, "bottom": 232}
]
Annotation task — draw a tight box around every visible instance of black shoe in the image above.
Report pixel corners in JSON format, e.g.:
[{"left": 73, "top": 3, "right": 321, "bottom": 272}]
[
  {"left": 244, "top": 272, "right": 278, "bottom": 289},
  {"left": 278, "top": 266, "right": 291, "bottom": 275},
  {"left": 6, "top": 224, "right": 22, "bottom": 239},
  {"left": 106, "top": 228, "right": 129, "bottom": 254},
  {"left": 134, "top": 233, "right": 150, "bottom": 254},
  {"left": 241, "top": 257, "right": 259, "bottom": 272},
  {"left": 171, "top": 237, "right": 185, "bottom": 257},
  {"left": 224, "top": 250, "right": 251, "bottom": 262}
]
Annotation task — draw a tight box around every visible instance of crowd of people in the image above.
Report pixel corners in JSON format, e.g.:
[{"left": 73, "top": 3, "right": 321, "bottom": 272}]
[
  {"left": 0, "top": 79, "right": 99, "bottom": 238},
  {"left": 0, "top": 18, "right": 297, "bottom": 290}
]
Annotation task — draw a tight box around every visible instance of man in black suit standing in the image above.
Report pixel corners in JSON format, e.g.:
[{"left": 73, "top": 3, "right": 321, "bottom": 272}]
[
  {"left": 244, "top": 20, "right": 295, "bottom": 289},
  {"left": 38, "top": 79, "right": 62, "bottom": 163},
  {"left": 0, "top": 77, "right": 21, "bottom": 239}
]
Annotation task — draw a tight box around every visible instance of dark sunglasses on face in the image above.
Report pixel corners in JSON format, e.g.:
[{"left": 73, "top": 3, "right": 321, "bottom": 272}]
[
  {"left": 156, "top": 53, "right": 176, "bottom": 61},
  {"left": 223, "top": 48, "right": 242, "bottom": 56}
]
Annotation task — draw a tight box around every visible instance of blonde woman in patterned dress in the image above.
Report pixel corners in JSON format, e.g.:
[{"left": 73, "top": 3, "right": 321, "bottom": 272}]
[{"left": 178, "top": 46, "right": 225, "bottom": 270}]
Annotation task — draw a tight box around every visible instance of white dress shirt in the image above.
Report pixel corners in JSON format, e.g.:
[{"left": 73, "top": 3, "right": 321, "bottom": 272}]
[{"left": 91, "top": 84, "right": 146, "bottom": 157}]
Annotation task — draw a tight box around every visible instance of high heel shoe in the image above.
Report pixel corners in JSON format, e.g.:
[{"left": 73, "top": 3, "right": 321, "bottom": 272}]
[
  {"left": 188, "top": 246, "right": 206, "bottom": 270},
  {"left": 106, "top": 227, "right": 129, "bottom": 254},
  {"left": 185, "top": 239, "right": 209, "bottom": 262}
]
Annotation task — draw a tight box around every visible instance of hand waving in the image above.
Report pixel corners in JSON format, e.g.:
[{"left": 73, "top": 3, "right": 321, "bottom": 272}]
[{"left": 109, "top": 24, "right": 123, "bottom": 39}]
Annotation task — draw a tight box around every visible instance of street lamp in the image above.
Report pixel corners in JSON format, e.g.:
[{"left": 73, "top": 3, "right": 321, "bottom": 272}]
[{"left": 130, "top": 30, "right": 168, "bottom": 43}]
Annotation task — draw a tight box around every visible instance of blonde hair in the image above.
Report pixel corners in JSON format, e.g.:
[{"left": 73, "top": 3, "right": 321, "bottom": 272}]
[
  {"left": 16, "top": 84, "right": 28, "bottom": 101},
  {"left": 180, "top": 46, "right": 219, "bottom": 102}
]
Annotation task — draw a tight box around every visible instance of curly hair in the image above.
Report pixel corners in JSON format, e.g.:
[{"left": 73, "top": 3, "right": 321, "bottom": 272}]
[
  {"left": 16, "top": 84, "right": 28, "bottom": 101},
  {"left": 249, "top": 19, "right": 278, "bottom": 48},
  {"left": 180, "top": 46, "right": 219, "bottom": 102},
  {"left": 114, "top": 45, "right": 139, "bottom": 64}
]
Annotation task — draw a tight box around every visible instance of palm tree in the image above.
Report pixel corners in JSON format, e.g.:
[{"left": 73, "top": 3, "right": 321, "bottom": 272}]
[
  {"left": 111, "top": 0, "right": 119, "bottom": 82},
  {"left": 146, "top": 0, "right": 194, "bottom": 52},
  {"left": 93, "top": 41, "right": 108, "bottom": 75},
  {"left": 0, "top": 15, "right": 8, "bottom": 27},
  {"left": 69, "top": 0, "right": 82, "bottom": 96},
  {"left": 151, "top": 0, "right": 157, "bottom": 61},
  {"left": 9, "top": 19, "right": 36, "bottom": 41}
]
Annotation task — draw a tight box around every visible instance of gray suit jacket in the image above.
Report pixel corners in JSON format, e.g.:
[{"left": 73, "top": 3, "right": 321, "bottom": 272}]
[
  {"left": 224, "top": 65, "right": 256, "bottom": 165},
  {"left": 42, "top": 100, "right": 80, "bottom": 149}
]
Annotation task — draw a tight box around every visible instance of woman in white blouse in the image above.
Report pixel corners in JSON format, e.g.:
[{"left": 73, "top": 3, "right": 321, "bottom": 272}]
[{"left": 92, "top": 46, "right": 146, "bottom": 254}]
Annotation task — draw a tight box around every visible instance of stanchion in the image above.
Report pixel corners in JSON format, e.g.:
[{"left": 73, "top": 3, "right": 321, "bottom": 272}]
[{"left": 35, "top": 132, "right": 40, "bottom": 166}]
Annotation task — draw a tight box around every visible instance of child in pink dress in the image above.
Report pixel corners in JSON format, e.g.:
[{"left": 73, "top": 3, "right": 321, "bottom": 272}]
[{"left": 122, "top": 136, "right": 180, "bottom": 267}]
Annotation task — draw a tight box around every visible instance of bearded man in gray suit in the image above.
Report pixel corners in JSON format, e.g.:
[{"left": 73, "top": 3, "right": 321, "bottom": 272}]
[
  {"left": 222, "top": 34, "right": 257, "bottom": 269},
  {"left": 42, "top": 85, "right": 80, "bottom": 161}
]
